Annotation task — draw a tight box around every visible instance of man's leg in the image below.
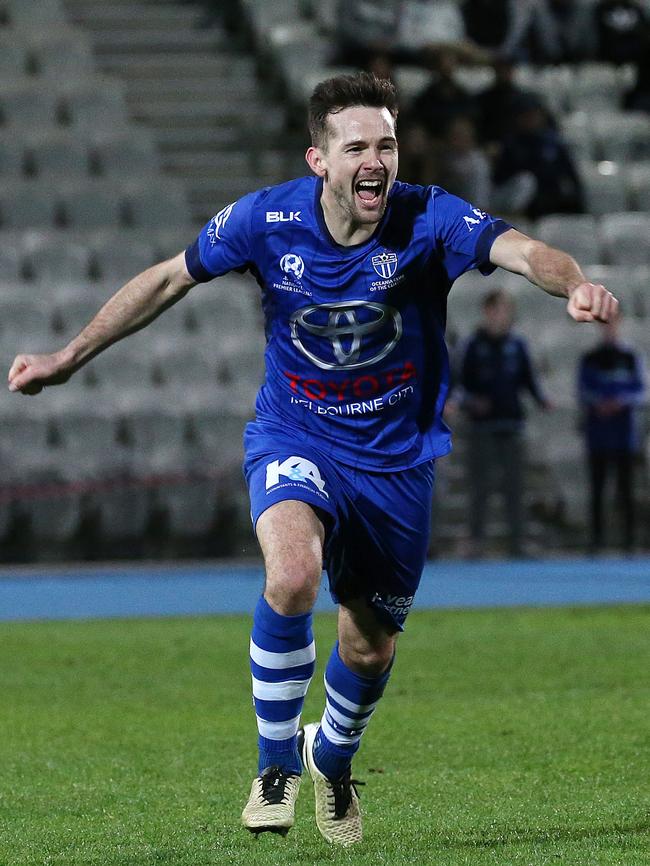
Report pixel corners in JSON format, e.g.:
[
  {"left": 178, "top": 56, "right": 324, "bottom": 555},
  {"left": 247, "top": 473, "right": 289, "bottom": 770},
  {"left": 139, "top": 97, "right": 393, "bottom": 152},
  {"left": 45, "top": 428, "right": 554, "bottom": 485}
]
[
  {"left": 299, "top": 598, "right": 397, "bottom": 846},
  {"left": 242, "top": 500, "right": 324, "bottom": 835},
  {"left": 588, "top": 451, "right": 607, "bottom": 551}
]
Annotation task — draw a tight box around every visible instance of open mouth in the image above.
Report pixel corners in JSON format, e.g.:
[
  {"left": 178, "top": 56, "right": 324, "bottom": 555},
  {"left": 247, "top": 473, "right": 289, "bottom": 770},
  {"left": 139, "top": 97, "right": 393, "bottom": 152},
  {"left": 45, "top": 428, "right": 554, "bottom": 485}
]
[{"left": 354, "top": 178, "right": 384, "bottom": 207}]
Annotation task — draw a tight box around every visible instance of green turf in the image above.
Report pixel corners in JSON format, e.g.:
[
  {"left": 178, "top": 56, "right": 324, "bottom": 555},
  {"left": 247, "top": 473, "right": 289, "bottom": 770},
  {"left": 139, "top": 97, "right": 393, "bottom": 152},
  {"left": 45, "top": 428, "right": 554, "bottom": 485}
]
[{"left": 0, "top": 606, "right": 648, "bottom": 866}]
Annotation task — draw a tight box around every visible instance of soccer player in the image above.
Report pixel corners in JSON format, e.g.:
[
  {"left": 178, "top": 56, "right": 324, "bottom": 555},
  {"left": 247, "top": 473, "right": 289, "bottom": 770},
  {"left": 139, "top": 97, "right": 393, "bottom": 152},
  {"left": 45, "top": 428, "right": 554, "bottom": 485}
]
[{"left": 8, "top": 72, "right": 617, "bottom": 846}]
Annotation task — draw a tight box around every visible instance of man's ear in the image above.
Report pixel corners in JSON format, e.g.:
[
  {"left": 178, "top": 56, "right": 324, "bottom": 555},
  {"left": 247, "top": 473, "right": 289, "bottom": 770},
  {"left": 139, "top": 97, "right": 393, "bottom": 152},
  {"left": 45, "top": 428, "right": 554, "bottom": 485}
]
[{"left": 305, "top": 145, "right": 327, "bottom": 178}]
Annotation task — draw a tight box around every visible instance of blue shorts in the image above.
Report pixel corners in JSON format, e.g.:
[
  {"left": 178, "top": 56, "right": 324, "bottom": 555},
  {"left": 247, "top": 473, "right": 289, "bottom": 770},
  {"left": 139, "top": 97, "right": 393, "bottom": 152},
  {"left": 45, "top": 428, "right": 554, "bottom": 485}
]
[{"left": 243, "top": 420, "right": 435, "bottom": 630}]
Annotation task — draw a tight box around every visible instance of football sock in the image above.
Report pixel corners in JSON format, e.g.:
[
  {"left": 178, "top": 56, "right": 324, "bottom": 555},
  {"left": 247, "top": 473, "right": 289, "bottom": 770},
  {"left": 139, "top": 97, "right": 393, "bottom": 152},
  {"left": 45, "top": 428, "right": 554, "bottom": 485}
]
[
  {"left": 250, "top": 595, "right": 315, "bottom": 775},
  {"left": 313, "top": 641, "right": 393, "bottom": 780}
]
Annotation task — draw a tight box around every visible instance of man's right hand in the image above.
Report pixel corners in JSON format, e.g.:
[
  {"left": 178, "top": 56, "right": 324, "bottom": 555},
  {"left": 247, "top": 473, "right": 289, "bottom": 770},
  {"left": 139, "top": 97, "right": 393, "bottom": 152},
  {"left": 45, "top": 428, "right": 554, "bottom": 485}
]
[{"left": 7, "top": 351, "right": 73, "bottom": 395}]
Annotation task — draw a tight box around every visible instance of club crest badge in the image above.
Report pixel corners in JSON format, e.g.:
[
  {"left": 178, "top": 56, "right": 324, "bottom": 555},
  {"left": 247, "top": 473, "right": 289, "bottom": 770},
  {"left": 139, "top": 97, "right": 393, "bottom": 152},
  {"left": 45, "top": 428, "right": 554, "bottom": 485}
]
[{"left": 371, "top": 251, "right": 398, "bottom": 280}]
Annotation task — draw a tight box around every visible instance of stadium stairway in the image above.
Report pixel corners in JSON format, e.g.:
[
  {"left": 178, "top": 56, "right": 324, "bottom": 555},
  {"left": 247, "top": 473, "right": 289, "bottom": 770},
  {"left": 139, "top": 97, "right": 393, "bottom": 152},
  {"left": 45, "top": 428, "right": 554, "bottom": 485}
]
[{"left": 63, "top": 0, "right": 293, "bottom": 223}]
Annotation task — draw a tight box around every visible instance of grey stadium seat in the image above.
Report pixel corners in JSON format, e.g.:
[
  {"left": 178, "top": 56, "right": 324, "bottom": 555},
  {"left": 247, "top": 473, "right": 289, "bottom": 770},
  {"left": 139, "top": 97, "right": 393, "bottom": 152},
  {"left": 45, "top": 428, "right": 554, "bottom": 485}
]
[
  {"left": 0, "top": 183, "right": 60, "bottom": 229},
  {"left": 0, "top": 300, "right": 54, "bottom": 354},
  {"left": 28, "top": 32, "right": 94, "bottom": 79},
  {"left": 93, "top": 134, "right": 160, "bottom": 177},
  {"left": 580, "top": 164, "right": 629, "bottom": 216},
  {"left": 0, "top": 85, "right": 59, "bottom": 128},
  {"left": 628, "top": 163, "right": 650, "bottom": 211},
  {"left": 536, "top": 215, "right": 601, "bottom": 265},
  {"left": 593, "top": 113, "right": 650, "bottom": 162},
  {"left": 5, "top": 0, "right": 66, "bottom": 29},
  {"left": 0, "top": 137, "right": 25, "bottom": 176},
  {"left": 0, "top": 245, "right": 24, "bottom": 282},
  {"left": 26, "top": 133, "right": 91, "bottom": 178},
  {"left": 125, "top": 185, "right": 193, "bottom": 229},
  {"left": 91, "top": 237, "right": 157, "bottom": 284},
  {"left": 59, "top": 81, "right": 128, "bottom": 133},
  {"left": 22, "top": 233, "right": 91, "bottom": 283},
  {"left": 599, "top": 213, "right": 650, "bottom": 267},
  {"left": 0, "top": 38, "right": 28, "bottom": 77},
  {"left": 60, "top": 184, "right": 126, "bottom": 229}
]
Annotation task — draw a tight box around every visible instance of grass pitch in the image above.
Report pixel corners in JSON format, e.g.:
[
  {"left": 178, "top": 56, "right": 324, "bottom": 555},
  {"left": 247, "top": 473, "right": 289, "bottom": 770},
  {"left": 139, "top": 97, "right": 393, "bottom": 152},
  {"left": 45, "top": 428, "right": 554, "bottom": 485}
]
[{"left": 0, "top": 606, "right": 648, "bottom": 866}]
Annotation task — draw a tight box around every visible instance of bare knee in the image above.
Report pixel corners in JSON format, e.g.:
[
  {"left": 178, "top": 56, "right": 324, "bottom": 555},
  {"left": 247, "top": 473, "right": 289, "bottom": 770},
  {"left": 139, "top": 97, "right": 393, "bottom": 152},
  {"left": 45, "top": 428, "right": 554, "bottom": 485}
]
[
  {"left": 338, "top": 601, "right": 397, "bottom": 676},
  {"left": 257, "top": 501, "right": 325, "bottom": 616},
  {"left": 339, "top": 635, "right": 396, "bottom": 677}
]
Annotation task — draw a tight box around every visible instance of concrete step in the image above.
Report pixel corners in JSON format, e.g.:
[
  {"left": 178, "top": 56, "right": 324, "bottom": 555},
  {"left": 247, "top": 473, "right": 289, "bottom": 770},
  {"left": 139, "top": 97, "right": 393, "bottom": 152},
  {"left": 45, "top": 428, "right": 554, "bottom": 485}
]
[
  {"left": 67, "top": 4, "right": 205, "bottom": 28},
  {"left": 91, "top": 28, "right": 226, "bottom": 54},
  {"left": 127, "top": 76, "right": 257, "bottom": 99},
  {"left": 98, "top": 53, "right": 253, "bottom": 80}
]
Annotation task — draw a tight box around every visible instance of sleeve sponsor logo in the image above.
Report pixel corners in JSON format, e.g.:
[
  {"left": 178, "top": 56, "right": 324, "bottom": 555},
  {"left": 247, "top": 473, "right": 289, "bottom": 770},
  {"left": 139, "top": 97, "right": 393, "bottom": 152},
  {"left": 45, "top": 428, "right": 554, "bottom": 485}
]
[
  {"left": 463, "top": 207, "right": 488, "bottom": 232},
  {"left": 207, "top": 202, "right": 235, "bottom": 245}
]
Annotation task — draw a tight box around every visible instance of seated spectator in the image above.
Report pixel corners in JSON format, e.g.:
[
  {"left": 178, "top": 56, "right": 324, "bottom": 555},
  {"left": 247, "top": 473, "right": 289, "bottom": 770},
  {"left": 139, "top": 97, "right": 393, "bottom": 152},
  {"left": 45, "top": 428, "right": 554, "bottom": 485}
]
[
  {"left": 593, "top": 0, "right": 647, "bottom": 64},
  {"left": 623, "top": 21, "right": 650, "bottom": 112},
  {"left": 409, "top": 48, "right": 476, "bottom": 138},
  {"left": 474, "top": 59, "right": 528, "bottom": 152},
  {"left": 545, "top": 0, "right": 597, "bottom": 63},
  {"left": 463, "top": 0, "right": 594, "bottom": 63},
  {"left": 335, "top": 0, "right": 401, "bottom": 67},
  {"left": 492, "top": 94, "right": 584, "bottom": 218},
  {"left": 434, "top": 116, "right": 492, "bottom": 207}
]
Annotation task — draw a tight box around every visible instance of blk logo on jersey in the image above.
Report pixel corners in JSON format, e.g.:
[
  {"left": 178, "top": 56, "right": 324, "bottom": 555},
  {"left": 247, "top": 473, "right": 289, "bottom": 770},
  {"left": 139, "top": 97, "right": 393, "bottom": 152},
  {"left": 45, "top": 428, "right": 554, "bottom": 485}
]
[
  {"left": 265, "top": 456, "right": 328, "bottom": 497},
  {"left": 280, "top": 253, "right": 305, "bottom": 280},
  {"left": 207, "top": 202, "right": 235, "bottom": 245},
  {"left": 371, "top": 251, "right": 398, "bottom": 279},
  {"left": 266, "top": 210, "right": 302, "bottom": 222},
  {"left": 289, "top": 300, "right": 402, "bottom": 371}
]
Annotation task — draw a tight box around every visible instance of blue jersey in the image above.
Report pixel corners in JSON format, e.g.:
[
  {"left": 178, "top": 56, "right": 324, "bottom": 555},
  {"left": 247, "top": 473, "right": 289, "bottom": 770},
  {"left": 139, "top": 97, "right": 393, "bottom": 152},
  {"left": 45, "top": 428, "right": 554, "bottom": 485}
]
[{"left": 185, "top": 175, "right": 510, "bottom": 470}]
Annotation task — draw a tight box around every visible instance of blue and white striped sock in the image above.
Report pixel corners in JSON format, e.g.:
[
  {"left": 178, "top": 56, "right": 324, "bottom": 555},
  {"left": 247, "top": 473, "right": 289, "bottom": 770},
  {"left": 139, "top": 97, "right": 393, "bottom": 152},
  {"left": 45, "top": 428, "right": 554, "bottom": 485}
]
[
  {"left": 313, "top": 641, "right": 393, "bottom": 780},
  {"left": 250, "top": 595, "right": 315, "bottom": 775}
]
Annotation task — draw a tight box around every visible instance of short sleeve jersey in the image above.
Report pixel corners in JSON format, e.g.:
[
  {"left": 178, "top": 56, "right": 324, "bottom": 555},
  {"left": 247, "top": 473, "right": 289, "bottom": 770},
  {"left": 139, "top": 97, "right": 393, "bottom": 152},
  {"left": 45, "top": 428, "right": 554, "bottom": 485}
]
[{"left": 185, "top": 176, "right": 510, "bottom": 471}]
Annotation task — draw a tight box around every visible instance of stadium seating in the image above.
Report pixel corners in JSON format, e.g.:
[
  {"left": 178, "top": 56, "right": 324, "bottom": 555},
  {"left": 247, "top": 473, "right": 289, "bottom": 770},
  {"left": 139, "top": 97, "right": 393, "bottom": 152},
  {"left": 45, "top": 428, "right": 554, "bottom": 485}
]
[{"left": 1, "top": 0, "right": 648, "bottom": 560}]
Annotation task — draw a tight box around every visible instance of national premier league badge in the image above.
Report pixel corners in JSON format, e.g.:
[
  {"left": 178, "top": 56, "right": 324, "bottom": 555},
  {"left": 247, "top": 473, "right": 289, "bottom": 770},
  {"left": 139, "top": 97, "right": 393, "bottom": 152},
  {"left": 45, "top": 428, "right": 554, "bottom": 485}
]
[{"left": 371, "top": 251, "right": 398, "bottom": 280}]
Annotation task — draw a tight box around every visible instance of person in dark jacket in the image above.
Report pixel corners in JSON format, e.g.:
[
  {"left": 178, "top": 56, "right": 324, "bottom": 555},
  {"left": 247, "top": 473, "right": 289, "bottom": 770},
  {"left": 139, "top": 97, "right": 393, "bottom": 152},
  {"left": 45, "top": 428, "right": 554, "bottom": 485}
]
[
  {"left": 578, "top": 314, "right": 646, "bottom": 552},
  {"left": 459, "top": 288, "right": 551, "bottom": 556},
  {"left": 492, "top": 94, "right": 584, "bottom": 218}
]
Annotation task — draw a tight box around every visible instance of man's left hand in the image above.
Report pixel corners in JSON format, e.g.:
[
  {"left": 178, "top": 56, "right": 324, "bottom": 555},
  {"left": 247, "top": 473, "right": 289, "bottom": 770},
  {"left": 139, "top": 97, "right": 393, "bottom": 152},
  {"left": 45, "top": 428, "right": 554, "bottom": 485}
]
[{"left": 567, "top": 282, "right": 618, "bottom": 323}]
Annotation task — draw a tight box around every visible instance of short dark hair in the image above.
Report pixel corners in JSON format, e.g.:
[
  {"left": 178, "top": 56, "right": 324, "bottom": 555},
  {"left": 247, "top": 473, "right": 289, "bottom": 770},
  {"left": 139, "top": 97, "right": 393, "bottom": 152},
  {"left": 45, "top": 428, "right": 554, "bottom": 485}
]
[
  {"left": 482, "top": 288, "right": 512, "bottom": 309},
  {"left": 308, "top": 72, "right": 398, "bottom": 149}
]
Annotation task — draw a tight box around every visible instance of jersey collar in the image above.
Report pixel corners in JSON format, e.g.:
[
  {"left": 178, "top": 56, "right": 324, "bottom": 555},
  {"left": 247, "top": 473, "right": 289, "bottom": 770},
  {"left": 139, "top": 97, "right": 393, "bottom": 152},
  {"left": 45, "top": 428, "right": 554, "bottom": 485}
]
[{"left": 312, "top": 176, "right": 392, "bottom": 255}]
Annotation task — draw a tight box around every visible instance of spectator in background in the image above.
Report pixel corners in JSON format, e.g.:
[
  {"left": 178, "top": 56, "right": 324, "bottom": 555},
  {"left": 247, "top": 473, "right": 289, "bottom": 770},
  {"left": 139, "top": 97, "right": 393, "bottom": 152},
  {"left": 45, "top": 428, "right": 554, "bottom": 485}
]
[
  {"left": 409, "top": 48, "right": 476, "bottom": 137},
  {"left": 474, "top": 59, "right": 528, "bottom": 152},
  {"left": 593, "top": 0, "right": 647, "bottom": 65},
  {"left": 434, "top": 116, "right": 492, "bottom": 207},
  {"left": 623, "top": 21, "right": 650, "bottom": 112},
  {"left": 578, "top": 313, "right": 646, "bottom": 553},
  {"left": 335, "top": 0, "right": 400, "bottom": 68},
  {"left": 457, "top": 289, "right": 551, "bottom": 557},
  {"left": 462, "top": 0, "right": 594, "bottom": 63},
  {"left": 492, "top": 94, "right": 584, "bottom": 219},
  {"left": 399, "top": 47, "right": 477, "bottom": 184}
]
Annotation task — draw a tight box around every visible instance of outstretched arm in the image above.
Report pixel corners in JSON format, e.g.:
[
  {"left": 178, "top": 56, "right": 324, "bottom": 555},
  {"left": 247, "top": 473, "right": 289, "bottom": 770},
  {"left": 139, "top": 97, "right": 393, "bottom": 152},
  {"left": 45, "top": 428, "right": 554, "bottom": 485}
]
[
  {"left": 8, "top": 251, "right": 196, "bottom": 395},
  {"left": 489, "top": 228, "right": 618, "bottom": 323}
]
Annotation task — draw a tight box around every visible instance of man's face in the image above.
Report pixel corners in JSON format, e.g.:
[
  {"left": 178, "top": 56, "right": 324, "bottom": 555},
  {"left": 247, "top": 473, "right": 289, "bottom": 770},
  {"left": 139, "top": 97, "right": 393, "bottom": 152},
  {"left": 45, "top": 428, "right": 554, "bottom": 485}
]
[
  {"left": 484, "top": 298, "right": 514, "bottom": 335},
  {"left": 310, "top": 105, "right": 398, "bottom": 227}
]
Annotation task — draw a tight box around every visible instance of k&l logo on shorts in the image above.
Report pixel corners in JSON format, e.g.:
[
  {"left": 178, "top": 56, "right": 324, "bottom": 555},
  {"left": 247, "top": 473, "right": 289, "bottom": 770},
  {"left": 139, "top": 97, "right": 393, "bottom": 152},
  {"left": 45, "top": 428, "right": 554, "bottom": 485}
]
[
  {"left": 280, "top": 253, "right": 305, "bottom": 280},
  {"left": 371, "top": 251, "right": 398, "bottom": 279},
  {"left": 266, "top": 456, "right": 328, "bottom": 497}
]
